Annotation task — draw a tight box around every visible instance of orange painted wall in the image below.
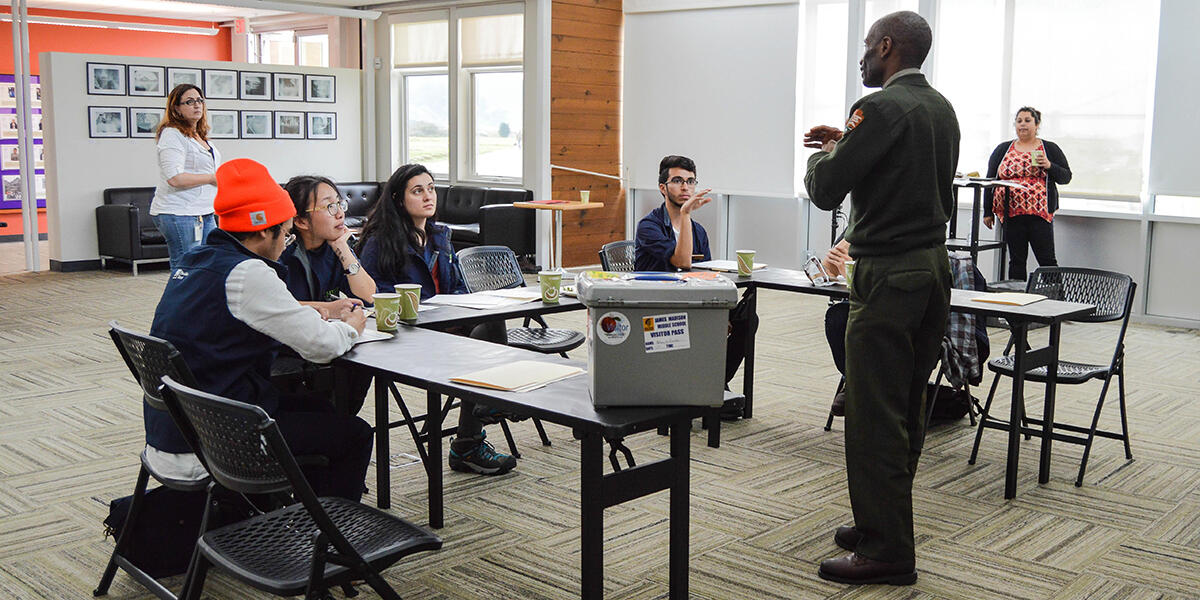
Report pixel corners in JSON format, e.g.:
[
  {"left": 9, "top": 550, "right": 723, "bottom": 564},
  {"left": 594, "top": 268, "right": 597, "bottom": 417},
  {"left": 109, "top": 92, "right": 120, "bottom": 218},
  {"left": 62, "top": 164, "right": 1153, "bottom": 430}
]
[{"left": 0, "top": 8, "right": 231, "bottom": 74}]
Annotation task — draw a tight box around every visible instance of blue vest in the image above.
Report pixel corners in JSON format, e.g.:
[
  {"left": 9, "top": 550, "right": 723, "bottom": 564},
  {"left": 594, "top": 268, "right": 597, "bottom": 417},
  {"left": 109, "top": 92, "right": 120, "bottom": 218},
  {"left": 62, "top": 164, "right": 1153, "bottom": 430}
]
[{"left": 147, "top": 229, "right": 286, "bottom": 452}]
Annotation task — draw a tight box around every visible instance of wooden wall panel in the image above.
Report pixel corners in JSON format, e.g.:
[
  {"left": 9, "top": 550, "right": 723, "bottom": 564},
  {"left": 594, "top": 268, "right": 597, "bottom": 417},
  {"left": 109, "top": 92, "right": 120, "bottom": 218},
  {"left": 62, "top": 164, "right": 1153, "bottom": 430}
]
[{"left": 551, "top": 0, "right": 624, "bottom": 267}]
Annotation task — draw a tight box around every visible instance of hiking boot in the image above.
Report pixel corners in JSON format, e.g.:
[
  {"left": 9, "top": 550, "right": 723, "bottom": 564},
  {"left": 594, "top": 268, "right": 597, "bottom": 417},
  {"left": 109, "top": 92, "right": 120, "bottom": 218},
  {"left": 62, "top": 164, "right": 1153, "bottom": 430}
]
[
  {"left": 719, "top": 396, "right": 745, "bottom": 421},
  {"left": 472, "top": 404, "right": 529, "bottom": 426},
  {"left": 449, "top": 431, "right": 516, "bottom": 475}
]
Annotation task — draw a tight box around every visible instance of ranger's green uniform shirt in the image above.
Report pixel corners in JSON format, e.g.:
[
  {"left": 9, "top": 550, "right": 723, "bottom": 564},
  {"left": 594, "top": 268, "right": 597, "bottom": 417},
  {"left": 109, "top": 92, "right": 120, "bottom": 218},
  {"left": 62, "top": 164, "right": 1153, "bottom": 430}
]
[{"left": 805, "top": 71, "right": 960, "bottom": 257}]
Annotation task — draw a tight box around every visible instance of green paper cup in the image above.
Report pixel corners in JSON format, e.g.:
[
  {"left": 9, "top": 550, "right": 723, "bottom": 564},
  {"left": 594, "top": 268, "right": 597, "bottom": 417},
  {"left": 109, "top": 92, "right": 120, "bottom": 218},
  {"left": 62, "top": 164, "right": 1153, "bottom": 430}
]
[
  {"left": 1030, "top": 150, "right": 1042, "bottom": 166},
  {"left": 374, "top": 293, "right": 401, "bottom": 332},
  {"left": 844, "top": 260, "right": 856, "bottom": 291},
  {"left": 736, "top": 250, "right": 756, "bottom": 277},
  {"left": 538, "top": 271, "right": 562, "bottom": 304},
  {"left": 395, "top": 283, "right": 421, "bottom": 322},
  {"left": 579, "top": 190, "right": 590, "bottom": 203}
]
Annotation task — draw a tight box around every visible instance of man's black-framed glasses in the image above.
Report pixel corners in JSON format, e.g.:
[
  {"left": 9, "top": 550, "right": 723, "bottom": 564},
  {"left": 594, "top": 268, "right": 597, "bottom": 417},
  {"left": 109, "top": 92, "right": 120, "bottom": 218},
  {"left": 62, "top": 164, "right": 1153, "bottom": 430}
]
[{"left": 667, "top": 176, "right": 698, "bottom": 187}]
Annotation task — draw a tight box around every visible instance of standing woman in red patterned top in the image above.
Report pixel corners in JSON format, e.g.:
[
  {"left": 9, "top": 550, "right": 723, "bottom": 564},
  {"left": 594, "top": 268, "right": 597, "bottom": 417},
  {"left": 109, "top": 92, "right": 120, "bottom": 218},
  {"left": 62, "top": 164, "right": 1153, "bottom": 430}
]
[{"left": 982, "top": 106, "right": 1072, "bottom": 280}]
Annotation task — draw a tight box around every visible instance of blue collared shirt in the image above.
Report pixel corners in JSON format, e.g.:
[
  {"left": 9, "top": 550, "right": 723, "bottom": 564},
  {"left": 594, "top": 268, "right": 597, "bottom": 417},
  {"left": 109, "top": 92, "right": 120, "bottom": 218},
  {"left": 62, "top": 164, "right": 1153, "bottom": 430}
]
[{"left": 634, "top": 202, "right": 711, "bottom": 271}]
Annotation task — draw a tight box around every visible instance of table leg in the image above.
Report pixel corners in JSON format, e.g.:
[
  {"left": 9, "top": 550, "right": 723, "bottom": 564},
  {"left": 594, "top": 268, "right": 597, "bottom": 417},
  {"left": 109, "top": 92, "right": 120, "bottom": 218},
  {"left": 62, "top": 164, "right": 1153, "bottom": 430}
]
[
  {"left": 970, "top": 186, "right": 982, "bottom": 266},
  {"left": 580, "top": 431, "right": 603, "bottom": 599},
  {"left": 374, "top": 376, "right": 390, "bottom": 510},
  {"left": 669, "top": 419, "right": 691, "bottom": 600},
  {"left": 742, "top": 287, "right": 757, "bottom": 419},
  {"left": 1039, "top": 322, "right": 1062, "bottom": 484},
  {"left": 1005, "top": 323, "right": 1029, "bottom": 499},
  {"left": 552, "top": 210, "right": 563, "bottom": 271},
  {"left": 427, "top": 389, "right": 444, "bottom": 529}
]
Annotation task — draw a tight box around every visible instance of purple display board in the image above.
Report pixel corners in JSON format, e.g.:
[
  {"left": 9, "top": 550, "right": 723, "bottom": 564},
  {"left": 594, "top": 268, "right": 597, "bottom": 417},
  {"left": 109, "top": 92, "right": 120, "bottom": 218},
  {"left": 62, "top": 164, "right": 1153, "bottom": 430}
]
[{"left": 0, "top": 73, "right": 45, "bottom": 210}]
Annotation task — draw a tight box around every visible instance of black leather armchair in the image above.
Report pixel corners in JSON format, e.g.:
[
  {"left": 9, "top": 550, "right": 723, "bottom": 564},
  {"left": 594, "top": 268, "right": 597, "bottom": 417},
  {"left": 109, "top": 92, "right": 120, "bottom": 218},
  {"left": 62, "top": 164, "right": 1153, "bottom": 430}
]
[
  {"left": 96, "top": 187, "right": 169, "bottom": 275},
  {"left": 335, "top": 182, "right": 382, "bottom": 230},
  {"left": 436, "top": 186, "right": 535, "bottom": 255}
]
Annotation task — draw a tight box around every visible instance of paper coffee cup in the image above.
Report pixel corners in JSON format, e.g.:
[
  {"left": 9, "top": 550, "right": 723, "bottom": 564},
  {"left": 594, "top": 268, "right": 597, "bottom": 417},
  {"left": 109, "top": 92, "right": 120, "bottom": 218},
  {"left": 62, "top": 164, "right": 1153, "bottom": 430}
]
[
  {"left": 395, "top": 283, "right": 422, "bottom": 322},
  {"left": 579, "top": 190, "right": 590, "bottom": 203},
  {"left": 844, "top": 260, "right": 856, "bottom": 291},
  {"left": 374, "top": 293, "right": 401, "bottom": 332},
  {"left": 736, "top": 250, "right": 756, "bottom": 277},
  {"left": 538, "top": 271, "right": 562, "bottom": 304},
  {"left": 1030, "top": 150, "right": 1042, "bottom": 166}
]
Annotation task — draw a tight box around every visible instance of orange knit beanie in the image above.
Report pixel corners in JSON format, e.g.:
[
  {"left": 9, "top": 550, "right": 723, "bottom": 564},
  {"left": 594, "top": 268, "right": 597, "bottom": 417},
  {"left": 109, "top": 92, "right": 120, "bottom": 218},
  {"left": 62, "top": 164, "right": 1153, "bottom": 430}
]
[{"left": 214, "top": 158, "right": 296, "bottom": 231}]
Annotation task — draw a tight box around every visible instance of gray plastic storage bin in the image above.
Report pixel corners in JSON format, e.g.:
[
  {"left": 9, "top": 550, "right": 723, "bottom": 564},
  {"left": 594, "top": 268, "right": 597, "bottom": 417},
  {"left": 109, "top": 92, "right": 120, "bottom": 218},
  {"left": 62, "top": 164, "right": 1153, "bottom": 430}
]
[{"left": 576, "top": 271, "right": 738, "bottom": 408}]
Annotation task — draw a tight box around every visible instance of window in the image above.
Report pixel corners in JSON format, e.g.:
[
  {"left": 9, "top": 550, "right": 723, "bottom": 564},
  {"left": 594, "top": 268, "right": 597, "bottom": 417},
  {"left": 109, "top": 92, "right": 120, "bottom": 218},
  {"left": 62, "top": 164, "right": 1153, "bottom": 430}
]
[
  {"left": 252, "top": 28, "right": 330, "bottom": 67},
  {"left": 798, "top": 0, "right": 848, "bottom": 180},
  {"left": 259, "top": 31, "right": 296, "bottom": 66},
  {"left": 1010, "top": 0, "right": 1157, "bottom": 199},
  {"left": 298, "top": 32, "right": 329, "bottom": 67},
  {"left": 391, "top": 6, "right": 524, "bottom": 184},
  {"left": 934, "top": 0, "right": 1005, "bottom": 174}
]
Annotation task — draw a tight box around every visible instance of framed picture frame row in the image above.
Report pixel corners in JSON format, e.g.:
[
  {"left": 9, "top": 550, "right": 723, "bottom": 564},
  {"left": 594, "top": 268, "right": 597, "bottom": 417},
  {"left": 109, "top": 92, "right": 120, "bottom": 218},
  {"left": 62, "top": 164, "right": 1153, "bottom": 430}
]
[
  {"left": 88, "top": 106, "right": 337, "bottom": 140},
  {"left": 87, "top": 62, "right": 336, "bottom": 103}
]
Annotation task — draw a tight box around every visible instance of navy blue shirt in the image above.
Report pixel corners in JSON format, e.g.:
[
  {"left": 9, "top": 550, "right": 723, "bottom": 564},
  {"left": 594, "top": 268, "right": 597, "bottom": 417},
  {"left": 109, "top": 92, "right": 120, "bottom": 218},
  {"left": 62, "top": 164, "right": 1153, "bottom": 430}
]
[
  {"left": 359, "top": 223, "right": 468, "bottom": 300},
  {"left": 634, "top": 202, "right": 711, "bottom": 271},
  {"left": 279, "top": 242, "right": 355, "bottom": 302}
]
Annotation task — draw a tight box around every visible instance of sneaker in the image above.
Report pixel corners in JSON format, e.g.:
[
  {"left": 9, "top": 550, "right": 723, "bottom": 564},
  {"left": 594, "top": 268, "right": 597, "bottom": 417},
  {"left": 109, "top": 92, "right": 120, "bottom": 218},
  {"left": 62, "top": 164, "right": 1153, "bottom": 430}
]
[{"left": 449, "top": 431, "right": 517, "bottom": 475}]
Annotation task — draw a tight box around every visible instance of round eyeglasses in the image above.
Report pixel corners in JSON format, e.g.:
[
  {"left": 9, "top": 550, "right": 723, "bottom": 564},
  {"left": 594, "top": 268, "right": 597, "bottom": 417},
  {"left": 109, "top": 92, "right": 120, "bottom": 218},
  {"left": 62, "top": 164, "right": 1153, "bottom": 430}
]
[{"left": 306, "top": 199, "right": 349, "bottom": 217}]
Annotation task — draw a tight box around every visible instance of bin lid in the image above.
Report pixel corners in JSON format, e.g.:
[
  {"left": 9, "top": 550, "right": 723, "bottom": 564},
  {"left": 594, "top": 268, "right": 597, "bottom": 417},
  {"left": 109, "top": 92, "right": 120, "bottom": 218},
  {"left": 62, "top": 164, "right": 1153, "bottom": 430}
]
[{"left": 576, "top": 271, "right": 738, "bottom": 308}]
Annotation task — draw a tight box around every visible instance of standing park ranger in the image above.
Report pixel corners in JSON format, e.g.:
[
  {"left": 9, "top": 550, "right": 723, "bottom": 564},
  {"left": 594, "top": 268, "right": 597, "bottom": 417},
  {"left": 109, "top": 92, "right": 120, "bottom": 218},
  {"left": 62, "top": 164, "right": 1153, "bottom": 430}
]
[{"left": 802, "top": 11, "right": 959, "bottom": 585}]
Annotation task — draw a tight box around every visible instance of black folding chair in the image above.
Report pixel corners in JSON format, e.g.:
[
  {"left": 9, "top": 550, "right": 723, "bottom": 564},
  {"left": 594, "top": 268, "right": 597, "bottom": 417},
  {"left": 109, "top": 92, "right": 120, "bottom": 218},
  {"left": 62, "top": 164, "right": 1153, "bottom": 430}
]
[
  {"left": 456, "top": 245, "right": 584, "bottom": 454},
  {"left": 159, "top": 377, "right": 442, "bottom": 600},
  {"left": 598, "top": 240, "right": 635, "bottom": 272},
  {"left": 95, "top": 322, "right": 211, "bottom": 600},
  {"left": 969, "top": 267, "right": 1136, "bottom": 486}
]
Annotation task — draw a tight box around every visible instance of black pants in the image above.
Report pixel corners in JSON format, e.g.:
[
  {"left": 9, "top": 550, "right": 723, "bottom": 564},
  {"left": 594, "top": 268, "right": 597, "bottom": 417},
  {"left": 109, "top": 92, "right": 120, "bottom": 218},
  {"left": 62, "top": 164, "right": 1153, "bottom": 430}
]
[
  {"left": 824, "top": 300, "right": 850, "bottom": 376},
  {"left": 1004, "top": 214, "right": 1056, "bottom": 280},
  {"left": 725, "top": 291, "right": 760, "bottom": 384},
  {"left": 273, "top": 391, "right": 374, "bottom": 502}
]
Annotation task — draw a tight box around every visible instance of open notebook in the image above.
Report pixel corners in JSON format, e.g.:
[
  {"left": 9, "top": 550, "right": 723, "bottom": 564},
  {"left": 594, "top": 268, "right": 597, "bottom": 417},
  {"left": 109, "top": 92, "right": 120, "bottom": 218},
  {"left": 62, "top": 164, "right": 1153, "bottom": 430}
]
[{"left": 450, "top": 360, "right": 584, "bottom": 392}]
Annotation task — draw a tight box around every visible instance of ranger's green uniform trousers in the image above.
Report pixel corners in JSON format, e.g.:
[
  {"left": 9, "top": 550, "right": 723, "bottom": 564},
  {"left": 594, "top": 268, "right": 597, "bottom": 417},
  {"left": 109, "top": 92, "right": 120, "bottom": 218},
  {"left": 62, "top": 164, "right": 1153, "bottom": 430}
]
[{"left": 844, "top": 244, "right": 951, "bottom": 563}]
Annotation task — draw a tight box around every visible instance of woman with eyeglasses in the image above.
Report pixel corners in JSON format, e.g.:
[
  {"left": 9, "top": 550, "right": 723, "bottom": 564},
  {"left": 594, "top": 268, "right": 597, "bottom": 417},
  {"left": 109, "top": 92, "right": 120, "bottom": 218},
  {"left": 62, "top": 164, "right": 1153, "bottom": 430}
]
[
  {"left": 151, "top": 84, "right": 221, "bottom": 271},
  {"left": 281, "top": 175, "right": 376, "bottom": 317},
  {"left": 357, "top": 163, "right": 517, "bottom": 476}
]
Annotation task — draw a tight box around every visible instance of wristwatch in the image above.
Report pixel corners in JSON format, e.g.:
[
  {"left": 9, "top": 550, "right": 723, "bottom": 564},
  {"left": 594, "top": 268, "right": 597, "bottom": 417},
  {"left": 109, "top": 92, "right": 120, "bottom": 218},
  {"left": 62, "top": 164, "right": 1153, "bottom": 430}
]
[{"left": 344, "top": 262, "right": 361, "bottom": 276}]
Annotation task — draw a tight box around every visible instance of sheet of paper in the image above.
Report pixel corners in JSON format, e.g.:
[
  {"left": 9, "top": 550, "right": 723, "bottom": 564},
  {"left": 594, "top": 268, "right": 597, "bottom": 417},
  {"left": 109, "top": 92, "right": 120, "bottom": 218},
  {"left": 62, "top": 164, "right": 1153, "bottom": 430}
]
[
  {"left": 354, "top": 328, "right": 393, "bottom": 345},
  {"left": 478, "top": 288, "right": 542, "bottom": 302},
  {"left": 450, "top": 360, "right": 584, "bottom": 392},
  {"left": 424, "top": 292, "right": 529, "bottom": 310},
  {"left": 971, "top": 292, "right": 1046, "bottom": 306},
  {"left": 693, "top": 259, "right": 767, "bottom": 272}
]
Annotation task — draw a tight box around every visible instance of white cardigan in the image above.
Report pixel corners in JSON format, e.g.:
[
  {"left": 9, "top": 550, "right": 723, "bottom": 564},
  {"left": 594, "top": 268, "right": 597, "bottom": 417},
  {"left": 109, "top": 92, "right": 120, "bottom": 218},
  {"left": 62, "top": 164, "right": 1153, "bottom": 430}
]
[{"left": 150, "top": 126, "right": 221, "bottom": 216}]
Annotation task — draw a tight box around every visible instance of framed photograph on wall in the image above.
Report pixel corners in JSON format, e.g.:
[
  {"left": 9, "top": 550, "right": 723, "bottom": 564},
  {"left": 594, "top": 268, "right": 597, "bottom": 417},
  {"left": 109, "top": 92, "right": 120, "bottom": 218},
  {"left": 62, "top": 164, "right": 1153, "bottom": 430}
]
[
  {"left": 208, "top": 110, "right": 238, "bottom": 139},
  {"left": 130, "top": 107, "right": 164, "bottom": 138},
  {"left": 0, "top": 82, "right": 15, "bottom": 107},
  {"left": 2, "top": 114, "right": 17, "bottom": 138},
  {"left": 305, "top": 75, "right": 335, "bottom": 103},
  {"left": 35, "top": 145, "right": 44, "bottom": 170},
  {"left": 273, "top": 73, "right": 303, "bottom": 101},
  {"left": 167, "top": 68, "right": 203, "bottom": 92},
  {"left": 128, "top": 65, "right": 165, "bottom": 97},
  {"left": 29, "top": 82, "right": 41, "bottom": 107},
  {"left": 204, "top": 69, "right": 238, "bottom": 100},
  {"left": 89, "top": 106, "right": 128, "bottom": 138},
  {"left": 2, "top": 145, "right": 19, "bottom": 170},
  {"left": 274, "top": 111, "right": 304, "bottom": 139},
  {"left": 35, "top": 173, "right": 46, "bottom": 199},
  {"left": 87, "top": 63, "right": 126, "bottom": 95},
  {"left": 32, "top": 113, "right": 43, "bottom": 137},
  {"left": 3, "top": 175, "right": 20, "bottom": 201},
  {"left": 240, "top": 72, "right": 271, "bottom": 101},
  {"left": 306, "top": 112, "right": 336, "bottom": 140},
  {"left": 241, "top": 110, "right": 272, "bottom": 139}
]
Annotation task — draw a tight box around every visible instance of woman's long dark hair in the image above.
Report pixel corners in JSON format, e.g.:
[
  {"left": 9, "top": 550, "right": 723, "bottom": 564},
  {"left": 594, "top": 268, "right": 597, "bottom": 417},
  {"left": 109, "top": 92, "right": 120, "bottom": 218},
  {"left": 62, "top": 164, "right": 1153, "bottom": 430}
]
[{"left": 356, "top": 163, "right": 437, "bottom": 278}]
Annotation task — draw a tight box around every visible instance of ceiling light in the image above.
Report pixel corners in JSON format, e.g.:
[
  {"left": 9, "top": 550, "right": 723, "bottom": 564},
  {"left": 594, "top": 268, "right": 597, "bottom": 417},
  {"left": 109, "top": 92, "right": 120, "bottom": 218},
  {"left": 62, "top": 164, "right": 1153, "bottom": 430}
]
[{"left": 1, "top": 14, "right": 220, "bottom": 35}]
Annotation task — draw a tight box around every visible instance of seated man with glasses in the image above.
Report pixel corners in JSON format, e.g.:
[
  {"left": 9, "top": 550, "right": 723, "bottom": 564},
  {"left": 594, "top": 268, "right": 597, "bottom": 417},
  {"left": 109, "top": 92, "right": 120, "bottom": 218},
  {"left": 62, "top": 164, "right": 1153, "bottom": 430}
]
[
  {"left": 149, "top": 159, "right": 373, "bottom": 501},
  {"left": 634, "top": 155, "right": 758, "bottom": 419}
]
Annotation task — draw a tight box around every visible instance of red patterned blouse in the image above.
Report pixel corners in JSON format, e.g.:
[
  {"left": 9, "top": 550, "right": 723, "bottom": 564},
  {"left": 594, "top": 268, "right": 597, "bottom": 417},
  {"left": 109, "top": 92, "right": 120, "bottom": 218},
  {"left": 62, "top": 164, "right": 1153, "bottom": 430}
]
[{"left": 993, "top": 141, "right": 1052, "bottom": 223}]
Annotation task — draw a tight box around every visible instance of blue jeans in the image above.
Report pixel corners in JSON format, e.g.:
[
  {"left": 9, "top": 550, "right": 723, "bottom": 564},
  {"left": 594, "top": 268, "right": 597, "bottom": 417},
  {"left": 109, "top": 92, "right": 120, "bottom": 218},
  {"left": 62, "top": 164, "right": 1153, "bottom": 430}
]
[{"left": 152, "top": 213, "right": 217, "bottom": 271}]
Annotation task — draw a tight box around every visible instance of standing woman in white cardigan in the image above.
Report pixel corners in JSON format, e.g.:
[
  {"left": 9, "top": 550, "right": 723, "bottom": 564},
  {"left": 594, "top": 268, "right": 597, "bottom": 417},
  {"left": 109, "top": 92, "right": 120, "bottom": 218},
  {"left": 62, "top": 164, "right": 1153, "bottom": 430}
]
[{"left": 151, "top": 83, "right": 221, "bottom": 270}]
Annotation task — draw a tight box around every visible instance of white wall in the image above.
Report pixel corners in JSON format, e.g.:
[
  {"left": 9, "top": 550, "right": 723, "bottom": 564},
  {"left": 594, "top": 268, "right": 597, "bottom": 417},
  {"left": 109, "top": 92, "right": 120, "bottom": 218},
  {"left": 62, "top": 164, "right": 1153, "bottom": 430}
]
[
  {"left": 42, "top": 52, "right": 362, "bottom": 267},
  {"left": 623, "top": 1, "right": 799, "bottom": 197}
]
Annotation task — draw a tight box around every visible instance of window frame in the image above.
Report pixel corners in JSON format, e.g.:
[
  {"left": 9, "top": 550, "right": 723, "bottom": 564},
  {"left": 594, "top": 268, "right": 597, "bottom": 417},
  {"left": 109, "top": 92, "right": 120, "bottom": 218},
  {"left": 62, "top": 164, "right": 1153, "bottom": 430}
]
[
  {"left": 395, "top": 67, "right": 451, "bottom": 179},
  {"left": 463, "top": 64, "right": 524, "bottom": 184}
]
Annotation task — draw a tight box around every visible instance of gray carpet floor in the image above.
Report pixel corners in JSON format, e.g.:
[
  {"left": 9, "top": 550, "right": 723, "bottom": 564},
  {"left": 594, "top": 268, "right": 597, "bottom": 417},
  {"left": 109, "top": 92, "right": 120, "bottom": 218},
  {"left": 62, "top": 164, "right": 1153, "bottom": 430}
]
[{"left": 1, "top": 267, "right": 1198, "bottom": 599}]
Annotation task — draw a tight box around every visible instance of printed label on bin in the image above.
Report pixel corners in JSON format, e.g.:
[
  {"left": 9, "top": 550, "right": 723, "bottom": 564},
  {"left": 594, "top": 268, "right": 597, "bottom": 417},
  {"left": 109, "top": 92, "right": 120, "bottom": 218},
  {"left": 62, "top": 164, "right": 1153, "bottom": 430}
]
[
  {"left": 642, "top": 312, "right": 690, "bottom": 354},
  {"left": 596, "top": 311, "right": 631, "bottom": 345}
]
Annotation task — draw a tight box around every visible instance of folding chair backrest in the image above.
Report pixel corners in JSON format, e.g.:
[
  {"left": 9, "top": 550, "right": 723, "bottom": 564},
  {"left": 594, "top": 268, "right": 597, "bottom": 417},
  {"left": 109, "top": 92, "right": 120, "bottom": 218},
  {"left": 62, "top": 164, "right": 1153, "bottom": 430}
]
[
  {"left": 1026, "top": 267, "right": 1135, "bottom": 324},
  {"left": 599, "top": 240, "right": 635, "bottom": 272},
  {"left": 108, "top": 321, "right": 198, "bottom": 413},
  {"left": 456, "top": 245, "right": 524, "bottom": 292},
  {"left": 159, "top": 376, "right": 294, "bottom": 495}
]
